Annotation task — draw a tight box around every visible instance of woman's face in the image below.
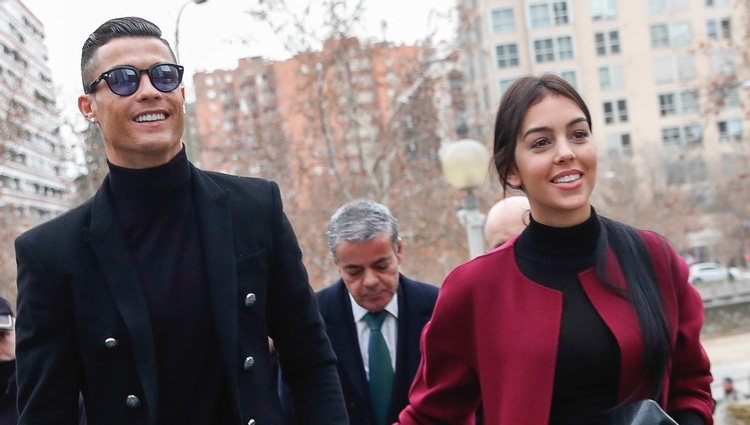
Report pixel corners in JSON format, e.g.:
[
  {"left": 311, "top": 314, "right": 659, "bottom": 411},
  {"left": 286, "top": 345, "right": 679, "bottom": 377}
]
[{"left": 507, "top": 94, "right": 596, "bottom": 227}]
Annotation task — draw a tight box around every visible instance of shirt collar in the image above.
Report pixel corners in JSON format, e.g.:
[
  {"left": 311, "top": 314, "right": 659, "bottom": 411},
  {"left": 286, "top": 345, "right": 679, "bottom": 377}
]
[{"left": 349, "top": 291, "right": 399, "bottom": 323}]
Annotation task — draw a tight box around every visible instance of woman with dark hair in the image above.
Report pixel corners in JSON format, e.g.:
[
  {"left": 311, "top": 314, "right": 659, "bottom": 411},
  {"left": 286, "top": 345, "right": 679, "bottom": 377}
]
[{"left": 397, "top": 74, "right": 714, "bottom": 425}]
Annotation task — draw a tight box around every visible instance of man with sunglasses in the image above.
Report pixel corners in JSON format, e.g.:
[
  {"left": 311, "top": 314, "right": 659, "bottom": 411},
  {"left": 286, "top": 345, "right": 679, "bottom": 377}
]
[{"left": 14, "top": 16, "right": 347, "bottom": 425}]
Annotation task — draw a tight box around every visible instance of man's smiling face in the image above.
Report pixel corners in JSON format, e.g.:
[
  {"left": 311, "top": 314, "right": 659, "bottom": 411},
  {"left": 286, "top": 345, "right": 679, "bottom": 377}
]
[{"left": 78, "top": 36, "right": 185, "bottom": 168}]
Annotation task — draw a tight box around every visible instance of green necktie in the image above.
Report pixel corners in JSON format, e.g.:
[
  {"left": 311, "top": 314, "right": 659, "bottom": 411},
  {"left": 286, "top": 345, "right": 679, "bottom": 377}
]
[{"left": 364, "top": 311, "right": 394, "bottom": 425}]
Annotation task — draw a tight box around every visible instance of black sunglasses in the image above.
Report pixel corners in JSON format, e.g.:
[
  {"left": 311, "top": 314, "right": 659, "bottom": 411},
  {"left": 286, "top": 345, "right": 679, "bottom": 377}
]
[{"left": 86, "top": 63, "right": 184, "bottom": 96}]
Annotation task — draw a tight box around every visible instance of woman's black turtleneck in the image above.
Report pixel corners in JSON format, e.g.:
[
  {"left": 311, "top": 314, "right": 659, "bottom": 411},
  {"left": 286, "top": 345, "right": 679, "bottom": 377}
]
[
  {"left": 514, "top": 209, "right": 619, "bottom": 425},
  {"left": 107, "top": 148, "right": 235, "bottom": 425}
]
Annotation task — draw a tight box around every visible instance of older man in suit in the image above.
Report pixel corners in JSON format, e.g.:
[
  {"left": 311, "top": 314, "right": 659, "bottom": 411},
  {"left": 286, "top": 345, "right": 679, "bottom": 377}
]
[
  {"left": 314, "top": 200, "right": 438, "bottom": 425},
  {"left": 14, "top": 16, "right": 346, "bottom": 425}
]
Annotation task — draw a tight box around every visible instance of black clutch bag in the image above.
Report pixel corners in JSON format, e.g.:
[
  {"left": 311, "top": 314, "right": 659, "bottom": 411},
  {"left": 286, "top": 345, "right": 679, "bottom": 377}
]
[{"left": 599, "top": 399, "right": 677, "bottom": 425}]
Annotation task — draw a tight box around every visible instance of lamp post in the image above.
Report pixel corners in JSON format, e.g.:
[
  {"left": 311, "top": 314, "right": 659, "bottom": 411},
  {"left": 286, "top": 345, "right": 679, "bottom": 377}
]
[
  {"left": 175, "top": 0, "right": 208, "bottom": 63},
  {"left": 174, "top": 0, "right": 207, "bottom": 160},
  {"left": 439, "top": 139, "right": 491, "bottom": 259}
]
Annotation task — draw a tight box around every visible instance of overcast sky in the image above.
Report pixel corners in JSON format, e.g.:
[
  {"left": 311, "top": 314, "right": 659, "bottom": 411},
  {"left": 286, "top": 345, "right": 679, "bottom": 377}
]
[{"left": 22, "top": 0, "right": 456, "bottom": 121}]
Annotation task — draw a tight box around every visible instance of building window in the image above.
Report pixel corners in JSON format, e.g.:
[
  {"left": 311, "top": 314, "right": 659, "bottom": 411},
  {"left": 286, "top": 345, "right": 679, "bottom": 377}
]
[
  {"left": 595, "top": 30, "right": 620, "bottom": 55},
  {"left": 661, "top": 124, "right": 703, "bottom": 146},
  {"left": 658, "top": 90, "right": 699, "bottom": 116},
  {"left": 718, "top": 118, "right": 742, "bottom": 143},
  {"left": 658, "top": 93, "right": 676, "bottom": 116},
  {"left": 603, "top": 99, "right": 628, "bottom": 124},
  {"left": 653, "top": 55, "right": 696, "bottom": 83},
  {"left": 530, "top": 4, "right": 551, "bottom": 27},
  {"left": 490, "top": 8, "right": 515, "bottom": 33},
  {"left": 683, "top": 123, "right": 702, "bottom": 144},
  {"left": 558, "top": 70, "right": 578, "bottom": 89},
  {"left": 671, "top": 22, "right": 692, "bottom": 46},
  {"left": 552, "top": 1, "right": 569, "bottom": 24},
  {"left": 528, "top": 1, "right": 570, "bottom": 28},
  {"left": 617, "top": 100, "right": 628, "bottom": 122},
  {"left": 680, "top": 90, "right": 699, "bottom": 114},
  {"left": 495, "top": 43, "right": 519, "bottom": 68},
  {"left": 650, "top": 24, "right": 669, "bottom": 48},
  {"left": 706, "top": 18, "right": 731, "bottom": 40},
  {"left": 606, "top": 132, "right": 631, "bottom": 157},
  {"left": 650, "top": 22, "right": 691, "bottom": 48},
  {"left": 591, "top": 0, "right": 617, "bottom": 20},
  {"left": 598, "top": 64, "right": 624, "bottom": 90},
  {"left": 661, "top": 127, "right": 681, "bottom": 145},
  {"left": 499, "top": 78, "right": 516, "bottom": 97},
  {"left": 647, "top": 0, "right": 689, "bottom": 14},
  {"left": 533, "top": 36, "right": 574, "bottom": 63},
  {"left": 534, "top": 39, "right": 554, "bottom": 62}
]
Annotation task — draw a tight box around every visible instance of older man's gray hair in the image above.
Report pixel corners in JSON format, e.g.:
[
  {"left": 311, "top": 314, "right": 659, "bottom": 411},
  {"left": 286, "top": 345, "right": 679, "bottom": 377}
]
[{"left": 327, "top": 199, "right": 399, "bottom": 258}]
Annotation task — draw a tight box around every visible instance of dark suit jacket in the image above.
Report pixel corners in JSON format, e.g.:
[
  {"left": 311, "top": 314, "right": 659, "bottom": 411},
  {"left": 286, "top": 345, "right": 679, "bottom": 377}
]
[
  {"left": 316, "top": 274, "right": 437, "bottom": 425},
  {"left": 14, "top": 165, "right": 347, "bottom": 425}
]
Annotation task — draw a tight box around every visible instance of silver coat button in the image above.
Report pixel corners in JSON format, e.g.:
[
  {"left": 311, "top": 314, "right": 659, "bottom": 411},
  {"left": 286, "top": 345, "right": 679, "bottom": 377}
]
[
  {"left": 244, "top": 293, "right": 257, "bottom": 307},
  {"left": 243, "top": 356, "right": 255, "bottom": 370},
  {"left": 126, "top": 395, "right": 140, "bottom": 408},
  {"left": 104, "top": 338, "right": 118, "bottom": 349},
  {"left": 248, "top": 420, "right": 256, "bottom": 425}
]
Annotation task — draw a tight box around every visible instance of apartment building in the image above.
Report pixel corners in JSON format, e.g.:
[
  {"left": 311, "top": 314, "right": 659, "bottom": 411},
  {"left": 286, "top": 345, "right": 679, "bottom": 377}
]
[
  {"left": 191, "top": 38, "right": 462, "bottom": 197},
  {"left": 460, "top": 0, "right": 749, "bottom": 261},
  {"left": 0, "top": 0, "right": 68, "bottom": 220},
  {"left": 190, "top": 38, "right": 469, "bottom": 286}
]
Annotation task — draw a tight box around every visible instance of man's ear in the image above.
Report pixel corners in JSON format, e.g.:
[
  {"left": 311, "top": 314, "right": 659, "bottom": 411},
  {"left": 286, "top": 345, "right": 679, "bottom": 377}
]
[
  {"left": 395, "top": 238, "right": 403, "bottom": 264},
  {"left": 78, "top": 94, "right": 97, "bottom": 123}
]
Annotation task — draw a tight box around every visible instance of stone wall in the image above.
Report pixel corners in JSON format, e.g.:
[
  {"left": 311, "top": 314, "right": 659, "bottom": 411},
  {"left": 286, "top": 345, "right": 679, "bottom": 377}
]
[{"left": 702, "top": 300, "right": 750, "bottom": 338}]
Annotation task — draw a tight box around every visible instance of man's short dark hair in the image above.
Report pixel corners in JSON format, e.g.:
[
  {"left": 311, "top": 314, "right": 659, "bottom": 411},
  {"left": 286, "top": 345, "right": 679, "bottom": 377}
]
[{"left": 80, "top": 16, "right": 176, "bottom": 91}]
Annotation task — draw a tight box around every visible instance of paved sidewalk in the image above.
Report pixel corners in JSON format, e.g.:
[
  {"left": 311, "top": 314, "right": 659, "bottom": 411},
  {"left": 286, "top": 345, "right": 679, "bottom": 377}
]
[{"left": 703, "top": 330, "right": 750, "bottom": 396}]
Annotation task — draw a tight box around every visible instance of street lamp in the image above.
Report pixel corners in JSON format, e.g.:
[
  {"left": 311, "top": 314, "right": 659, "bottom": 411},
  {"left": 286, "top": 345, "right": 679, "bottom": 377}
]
[
  {"left": 439, "top": 139, "right": 492, "bottom": 259},
  {"left": 174, "top": 0, "right": 208, "bottom": 160},
  {"left": 175, "top": 0, "right": 208, "bottom": 63}
]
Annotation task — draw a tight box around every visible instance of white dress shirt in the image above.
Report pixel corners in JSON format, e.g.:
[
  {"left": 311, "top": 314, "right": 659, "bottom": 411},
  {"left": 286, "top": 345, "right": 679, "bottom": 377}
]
[{"left": 349, "top": 292, "right": 398, "bottom": 380}]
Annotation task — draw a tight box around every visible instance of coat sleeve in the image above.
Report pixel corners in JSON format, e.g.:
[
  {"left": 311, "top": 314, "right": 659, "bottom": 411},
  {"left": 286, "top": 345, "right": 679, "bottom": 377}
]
[
  {"left": 264, "top": 181, "right": 348, "bottom": 424},
  {"left": 15, "top": 235, "right": 82, "bottom": 425},
  {"left": 649, "top": 235, "right": 714, "bottom": 423},
  {"left": 397, "top": 267, "right": 479, "bottom": 425}
]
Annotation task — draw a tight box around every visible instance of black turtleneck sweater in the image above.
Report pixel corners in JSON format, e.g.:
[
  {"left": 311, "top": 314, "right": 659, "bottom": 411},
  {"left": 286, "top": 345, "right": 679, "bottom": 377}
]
[
  {"left": 107, "top": 148, "right": 235, "bottom": 425},
  {"left": 514, "top": 209, "right": 618, "bottom": 425},
  {"left": 514, "top": 209, "right": 703, "bottom": 425}
]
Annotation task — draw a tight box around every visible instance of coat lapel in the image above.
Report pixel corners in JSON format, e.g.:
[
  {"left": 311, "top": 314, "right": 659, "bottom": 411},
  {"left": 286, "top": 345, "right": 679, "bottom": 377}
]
[
  {"left": 328, "top": 282, "right": 370, "bottom": 405},
  {"left": 191, "top": 167, "right": 241, "bottom": 412},
  {"left": 83, "top": 182, "right": 158, "bottom": 425},
  {"left": 391, "top": 276, "right": 426, "bottom": 420},
  {"left": 579, "top": 264, "right": 645, "bottom": 401}
]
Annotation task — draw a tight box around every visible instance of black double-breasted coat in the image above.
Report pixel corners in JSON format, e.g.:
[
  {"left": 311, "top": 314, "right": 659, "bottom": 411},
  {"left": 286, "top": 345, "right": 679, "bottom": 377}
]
[{"left": 15, "top": 165, "right": 347, "bottom": 425}]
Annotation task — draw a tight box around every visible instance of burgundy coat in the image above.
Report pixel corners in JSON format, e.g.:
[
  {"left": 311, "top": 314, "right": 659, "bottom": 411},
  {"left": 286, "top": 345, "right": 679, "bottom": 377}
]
[{"left": 397, "top": 230, "right": 714, "bottom": 425}]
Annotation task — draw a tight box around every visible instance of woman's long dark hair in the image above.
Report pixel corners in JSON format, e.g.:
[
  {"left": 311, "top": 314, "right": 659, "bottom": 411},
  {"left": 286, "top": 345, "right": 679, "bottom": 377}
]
[
  {"left": 493, "top": 74, "right": 670, "bottom": 399},
  {"left": 595, "top": 217, "right": 670, "bottom": 400}
]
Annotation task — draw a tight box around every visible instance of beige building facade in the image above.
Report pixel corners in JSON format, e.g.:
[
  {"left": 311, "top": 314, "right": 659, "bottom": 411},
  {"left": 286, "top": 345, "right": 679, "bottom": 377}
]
[{"left": 0, "top": 0, "right": 69, "bottom": 220}]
